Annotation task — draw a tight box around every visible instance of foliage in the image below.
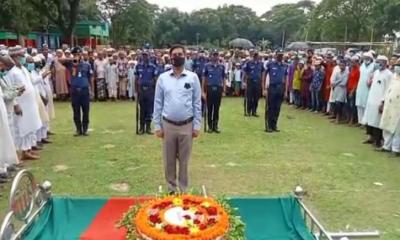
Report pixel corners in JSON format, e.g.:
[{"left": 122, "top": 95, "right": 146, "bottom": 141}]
[
  {"left": 117, "top": 204, "right": 141, "bottom": 239},
  {"left": 216, "top": 196, "right": 246, "bottom": 240}
]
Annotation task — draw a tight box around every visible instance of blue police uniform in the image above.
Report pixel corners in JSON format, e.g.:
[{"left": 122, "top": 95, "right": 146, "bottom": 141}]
[
  {"left": 135, "top": 62, "right": 157, "bottom": 133},
  {"left": 70, "top": 61, "right": 92, "bottom": 135},
  {"left": 203, "top": 62, "right": 225, "bottom": 132},
  {"left": 193, "top": 56, "right": 208, "bottom": 115},
  {"left": 265, "top": 60, "right": 288, "bottom": 131},
  {"left": 244, "top": 60, "right": 264, "bottom": 116}
]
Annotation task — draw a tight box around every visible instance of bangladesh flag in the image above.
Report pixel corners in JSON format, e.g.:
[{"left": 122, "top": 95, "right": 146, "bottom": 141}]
[{"left": 23, "top": 196, "right": 314, "bottom": 240}]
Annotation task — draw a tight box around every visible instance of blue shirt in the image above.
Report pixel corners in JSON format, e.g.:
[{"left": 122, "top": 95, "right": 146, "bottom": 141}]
[
  {"left": 193, "top": 57, "right": 208, "bottom": 76},
  {"left": 134, "top": 63, "right": 157, "bottom": 86},
  {"left": 310, "top": 68, "right": 325, "bottom": 91},
  {"left": 265, "top": 61, "right": 288, "bottom": 86},
  {"left": 203, "top": 63, "right": 225, "bottom": 86},
  {"left": 70, "top": 62, "right": 92, "bottom": 88},
  {"left": 153, "top": 69, "right": 202, "bottom": 131},
  {"left": 244, "top": 60, "right": 264, "bottom": 82}
]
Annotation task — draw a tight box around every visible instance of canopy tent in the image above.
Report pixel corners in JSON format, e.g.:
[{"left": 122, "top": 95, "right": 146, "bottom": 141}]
[
  {"left": 286, "top": 42, "right": 310, "bottom": 50},
  {"left": 229, "top": 38, "right": 255, "bottom": 49}
]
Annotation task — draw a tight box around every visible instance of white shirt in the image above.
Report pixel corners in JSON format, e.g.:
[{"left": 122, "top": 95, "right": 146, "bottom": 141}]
[{"left": 94, "top": 58, "right": 109, "bottom": 79}]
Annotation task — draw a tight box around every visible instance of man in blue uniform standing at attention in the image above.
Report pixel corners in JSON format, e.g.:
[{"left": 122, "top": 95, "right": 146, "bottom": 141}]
[
  {"left": 244, "top": 51, "right": 264, "bottom": 117},
  {"left": 135, "top": 51, "right": 158, "bottom": 135},
  {"left": 203, "top": 50, "right": 225, "bottom": 133},
  {"left": 70, "top": 47, "right": 92, "bottom": 136},
  {"left": 193, "top": 50, "right": 208, "bottom": 114},
  {"left": 263, "top": 50, "right": 288, "bottom": 133}
]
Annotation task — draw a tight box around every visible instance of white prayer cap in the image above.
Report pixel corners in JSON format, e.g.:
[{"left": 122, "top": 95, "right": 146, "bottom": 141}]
[
  {"left": 369, "top": 50, "right": 376, "bottom": 55},
  {"left": 64, "top": 49, "right": 71, "bottom": 53},
  {"left": 344, "top": 54, "right": 351, "bottom": 60},
  {"left": 8, "top": 45, "right": 24, "bottom": 56},
  {"left": 128, "top": 60, "right": 134, "bottom": 64},
  {"left": 0, "top": 44, "right": 6, "bottom": 50},
  {"left": 0, "top": 49, "right": 8, "bottom": 55},
  {"left": 377, "top": 55, "right": 388, "bottom": 62},
  {"left": 351, "top": 55, "right": 360, "bottom": 61},
  {"left": 363, "top": 52, "right": 373, "bottom": 59}
]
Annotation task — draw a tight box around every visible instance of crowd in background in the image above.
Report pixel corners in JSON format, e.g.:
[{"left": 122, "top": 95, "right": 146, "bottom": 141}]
[{"left": 1, "top": 43, "right": 399, "bottom": 185}]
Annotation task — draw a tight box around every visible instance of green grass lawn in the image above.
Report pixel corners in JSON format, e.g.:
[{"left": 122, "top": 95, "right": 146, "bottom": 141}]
[{"left": 1, "top": 98, "right": 400, "bottom": 239}]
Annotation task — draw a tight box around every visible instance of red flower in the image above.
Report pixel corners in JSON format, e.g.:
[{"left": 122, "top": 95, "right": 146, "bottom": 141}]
[
  {"left": 194, "top": 219, "right": 201, "bottom": 225},
  {"left": 164, "top": 225, "right": 175, "bottom": 234},
  {"left": 177, "top": 227, "right": 190, "bottom": 235},
  {"left": 199, "top": 224, "right": 207, "bottom": 230},
  {"left": 183, "top": 215, "right": 191, "bottom": 220},
  {"left": 149, "top": 214, "right": 162, "bottom": 224},
  {"left": 183, "top": 206, "right": 190, "bottom": 210},
  {"left": 208, "top": 218, "right": 216, "bottom": 225},
  {"left": 206, "top": 207, "right": 218, "bottom": 216}
]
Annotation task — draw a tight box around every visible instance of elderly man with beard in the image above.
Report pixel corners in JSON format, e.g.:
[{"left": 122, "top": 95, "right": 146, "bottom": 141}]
[
  {"left": 378, "top": 59, "right": 400, "bottom": 156},
  {"left": 362, "top": 55, "right": 393, "bottom": 147}
]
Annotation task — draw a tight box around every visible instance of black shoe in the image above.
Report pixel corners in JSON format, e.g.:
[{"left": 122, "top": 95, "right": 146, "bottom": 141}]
[
  {"left": 273, "top": 128, "right": 280, "bottom": 132},
  {"left": 213, "top": 128, "right": 221, "bottom": 134},
  {"left": 252, "top": 113, "right": 259, "bottom": 117},
  {"left": 168, "top": 191, "right": 176, "bottom": 195},
  {"left": 207, "top": 128, "right": 213, "bottom": 133},
  {"left": 363, "top": 139, "right": 373, "bottom": 144},
  {"left": 138, "top": 129, "right": 145, "bottom": 135},
  {"left": 146, "top": 124, "right": 153, "bottom": 135},
  {"left": 82, "top": 132, "right": 89, "bottom": 136},
  {"left": 265, "top": 128, "right": 274, "bottom": 133}
]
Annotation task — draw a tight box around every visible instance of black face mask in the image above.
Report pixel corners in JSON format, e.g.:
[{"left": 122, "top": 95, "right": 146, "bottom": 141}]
[{"left": 172, "top": 56, "right": 185, "bottom": 67}]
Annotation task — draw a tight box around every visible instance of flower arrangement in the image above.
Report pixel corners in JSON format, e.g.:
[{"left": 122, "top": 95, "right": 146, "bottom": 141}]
[{"left": 118, "top": 194, "right": 245, "bottom": 240}]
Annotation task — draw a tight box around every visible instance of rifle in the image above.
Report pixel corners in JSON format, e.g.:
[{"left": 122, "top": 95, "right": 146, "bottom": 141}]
[
  {"left": 264, "top": 88, "right": 269, "bottom": 131},
  {"left": 135, "top": 90, "right": 140, "bottom": 135}
]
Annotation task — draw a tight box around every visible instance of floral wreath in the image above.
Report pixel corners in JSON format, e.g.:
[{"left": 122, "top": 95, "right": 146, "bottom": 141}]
[{"left": 118, "top": 194, "right": 245, "bottom": 240}]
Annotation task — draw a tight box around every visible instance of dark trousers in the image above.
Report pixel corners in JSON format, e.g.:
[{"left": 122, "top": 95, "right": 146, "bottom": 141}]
[
  {"left": 247, "top": 81, "right": 261, "bottom": 115},
  {"left": 310, "top": 89, "right": 321, "bottom": 111},
  {"left": 71, "top": 87, "right": 90, "bottom": 133},
  {"left": 267, "top": 84, "right": 284, "bottom": 130},
  {"left": 334, "top": 101, "right": 344, "bottom": 119},
  {"left": 367, "top": 126, "right": 383, "bottom": 147},
  {"left": 207, "top": 86, "right": 223, "bottom": 129},
  {"left": 139, "top": 86, "right": 154, "bottom": 127},
  {"left": 346, "top": 92, "right": 357, "bottom": 121}
]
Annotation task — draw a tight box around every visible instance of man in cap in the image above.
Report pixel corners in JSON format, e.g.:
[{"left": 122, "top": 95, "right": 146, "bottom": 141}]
[
  {"left": 203, "top": 49, "right": 225, "bottom": 133},
  {"left": 7, "top": 45, "right": 42, "bottom": 159},
  {"left": 346, "top": 55, "right": 360, "bottom": 125},
  {"left": 244, "top": 50, "right": 264, "bottom": 117},
  {"left": 322, "top": 52, "right": 335, "bottom": 113},
  {"left": 135, "top": 50, "right": 158, "bottom": 135},
  {"left": 263, "top": 50, "right": 288, "bottom": 132},
  {"left": 362, "top": 55, "right": 393, "bottom": 147},
  {"left": 356, "top": 52, "right": 375, "bottom": 126},
  {"left": 117, "top": 51, "right": 129, "bottom": 99},
  {"left": 70, "top": 47, "right": 92, "bottom": 136},
  {"left": 310, "top": 58, "right": 325, "bottom": 112},
  {"left": 378, "top": 59, "right": 400, "bottom": 156}
]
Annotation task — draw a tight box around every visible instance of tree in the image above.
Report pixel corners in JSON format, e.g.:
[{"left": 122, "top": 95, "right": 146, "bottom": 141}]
[{"left": 26, "top": 0, "right": 81, "bottom": 44}]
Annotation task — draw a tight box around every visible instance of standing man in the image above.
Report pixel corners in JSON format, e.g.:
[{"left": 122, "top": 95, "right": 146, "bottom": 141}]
[
  {"left": 117, "top": 51, "right": 128, "bottom": 99},
  {"left": 135, "top": 51, "right": 157, "bottom": 135},
  {"left": 153, "top": 44, "right": 202, "bottom": 194},
  {"left": 356, "top": 52, "right": 375, "bottom": 124},
  {"left": 310, "top": 59, "right": 325, "bottom": 113},
  {"left": 70, "top": 48, "right": 92, "bottom": 136},
  {"left": 362, "top": 55, "right": 393, "bottom": 147},
  {"left": 94, "top": 52, "right": 108, "bottom": 101},
  {"left": 263, "top": 50, "right": 288, "bottom": 132},
  {"left": 203, "top": 50, "right": 225, "bottom": 133},
  {"left": 244, "top": 51, "right": 264, "bottom": 117}
]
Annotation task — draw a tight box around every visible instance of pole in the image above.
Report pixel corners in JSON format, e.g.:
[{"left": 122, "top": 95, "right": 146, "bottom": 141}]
[
  {"left": 196, "top": 33, "right": 200, "bottom": 49},
  {"left": 344, "top": 24, "right": 348, "bottom": 49},
  {"left": 135, "top": 90, "right": 139, "bottom": 135},
  {"left": 370, "top": 28, "right": 374, "bottom": 50},
  {"left": 304, "top": 30, "right": 309, "bottom": 42},
  {"left": 264, "top": 90, "right": 268, "bottom": 131},
  {"left": 281, "top": 30, "right": 286, "bottom": 49}
]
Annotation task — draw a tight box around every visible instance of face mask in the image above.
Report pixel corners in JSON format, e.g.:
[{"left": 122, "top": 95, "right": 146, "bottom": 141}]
[
  {"left": 394, "top": 66, "right": 400, "bottom": 75},
  {"left": 19, "top": 56, "right": 26, "bottom": 65},
  {"left": 172, "top": 56, "right": 185, "bottom": 67},
  {"left": 374, "top": 63, "right": 380, "bottom": 70},
  {"left": 26, "top": 63, "right": 35, "bottom": 72},
  {"left": 364, "top": 59, "right": 371, "bottom": 65}
]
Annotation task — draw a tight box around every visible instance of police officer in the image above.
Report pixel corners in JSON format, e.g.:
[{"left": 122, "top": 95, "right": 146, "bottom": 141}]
[
  {"left": 70, "top": 47, "right": 92, "bottom": 136},
  {"left": 193, "top": 51, "right": 208, "bottom": 114},
  {"left": 203, "top": 50, "right": 225, "bottom": 133},
  {"left": 263, "top": 50, "right": 288, "bottom": 133},
  {"left": 135, "top": 51, "right": 158, "bottom": 135},
  {"left": 244, "top": 51, "right": 264, "bottom": 117}
]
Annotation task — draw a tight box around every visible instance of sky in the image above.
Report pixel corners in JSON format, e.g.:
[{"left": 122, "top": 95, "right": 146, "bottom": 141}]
[{"left": 146, "top": 0, "right": 320, "bottom": 16}]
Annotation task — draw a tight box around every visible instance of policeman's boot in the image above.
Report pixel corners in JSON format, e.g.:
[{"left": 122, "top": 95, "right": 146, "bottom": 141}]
[
  {"left": 213, "top": 122, "right": 221, "bottom": 134},
  {"left": 138, "top": 124, "right": 145, "bottom": 135},
  {"left": 145, "top": 122, "right": 153, "bottom": 135},
  {"left": 207, "top": 120, "right": 214, "bottom": 133}
]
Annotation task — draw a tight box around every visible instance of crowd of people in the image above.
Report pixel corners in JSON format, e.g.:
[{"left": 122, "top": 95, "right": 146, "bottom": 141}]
[{"left": 1, "top": 42, "right": 399, "bottom": 186}]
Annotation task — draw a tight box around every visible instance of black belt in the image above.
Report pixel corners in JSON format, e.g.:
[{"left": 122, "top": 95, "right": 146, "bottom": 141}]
[
  {"left": 163, "top": 117, "right": 193, "bottom": 126},
  {"left": 141, "top": 85, "right": 154, "bottom": 91}
]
